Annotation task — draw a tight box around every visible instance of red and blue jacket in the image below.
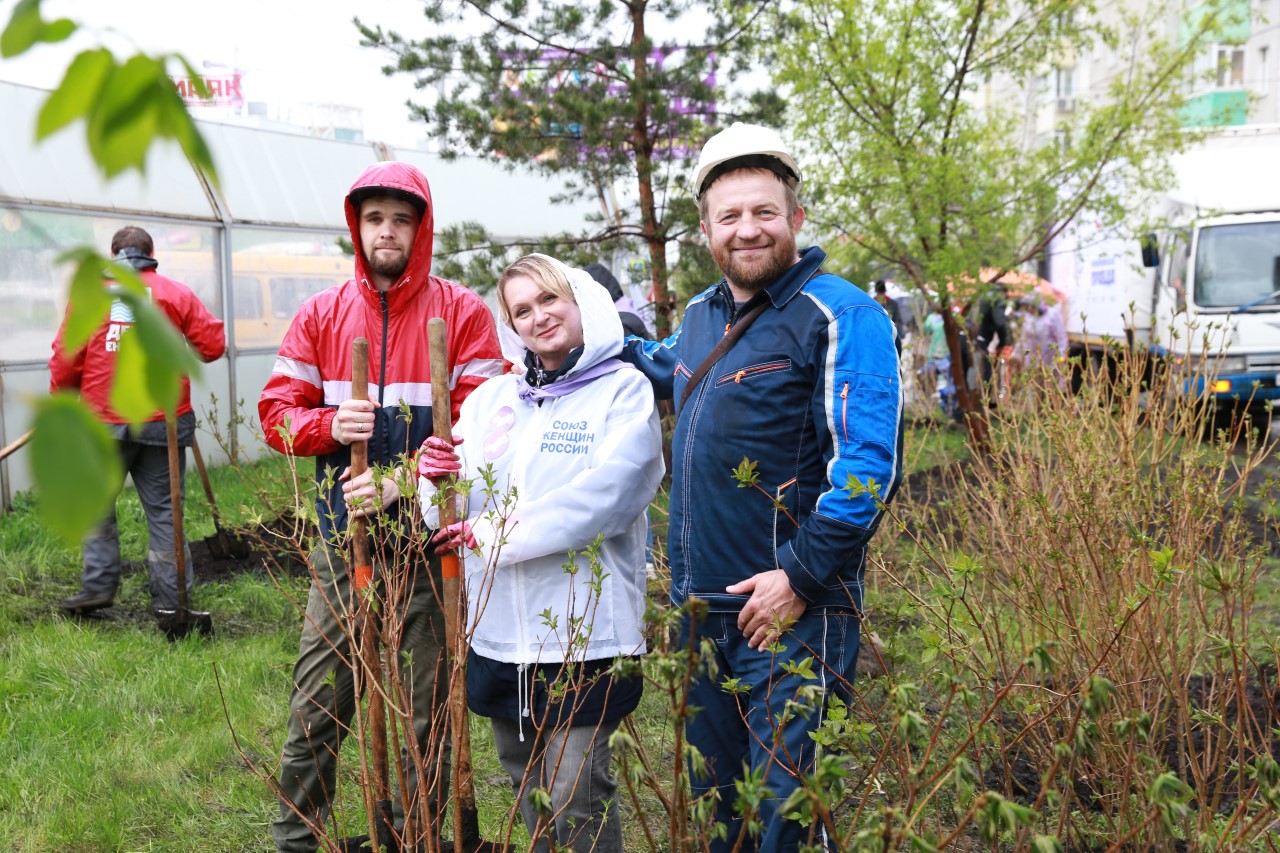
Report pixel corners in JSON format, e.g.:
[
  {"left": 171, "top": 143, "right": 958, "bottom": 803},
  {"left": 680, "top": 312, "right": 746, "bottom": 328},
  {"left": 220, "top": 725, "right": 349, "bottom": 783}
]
[
  {"left": 258, "top": 161, "right": 503, "bottom": 543},
  {"left": 49, "top": 261, "right": 226, "bottom": 424}
]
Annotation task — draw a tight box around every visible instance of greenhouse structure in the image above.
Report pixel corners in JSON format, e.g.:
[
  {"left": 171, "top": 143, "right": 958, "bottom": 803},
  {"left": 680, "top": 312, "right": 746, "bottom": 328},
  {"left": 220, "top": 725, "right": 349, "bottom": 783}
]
[{"left": 0, "top": 80, "right": 595, "bottom": 509}]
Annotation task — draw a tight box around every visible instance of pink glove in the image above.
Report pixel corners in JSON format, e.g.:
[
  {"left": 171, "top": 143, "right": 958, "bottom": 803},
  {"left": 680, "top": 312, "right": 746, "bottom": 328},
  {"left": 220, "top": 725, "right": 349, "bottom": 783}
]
[
  {"left": 431, "top": 520, "right": 478, "bottom": 553},
  {"left": 417, "top": 435, "right": 463, "bottom": 484}
]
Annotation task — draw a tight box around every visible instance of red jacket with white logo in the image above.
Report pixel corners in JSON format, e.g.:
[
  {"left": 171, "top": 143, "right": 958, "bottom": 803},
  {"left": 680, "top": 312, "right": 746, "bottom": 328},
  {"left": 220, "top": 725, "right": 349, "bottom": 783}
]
[
  {"left": 48, "top": 266, "right": 226, "bottom": 423},
  {"left": 258, "top": 161, "right": 504, "bottom": 541}
]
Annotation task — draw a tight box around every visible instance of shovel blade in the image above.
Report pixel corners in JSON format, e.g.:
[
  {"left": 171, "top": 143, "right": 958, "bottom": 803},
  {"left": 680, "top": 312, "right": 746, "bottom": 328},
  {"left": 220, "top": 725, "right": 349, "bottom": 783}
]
[{"left": 155, "top": 608, "right": 214, "bottom": 640}]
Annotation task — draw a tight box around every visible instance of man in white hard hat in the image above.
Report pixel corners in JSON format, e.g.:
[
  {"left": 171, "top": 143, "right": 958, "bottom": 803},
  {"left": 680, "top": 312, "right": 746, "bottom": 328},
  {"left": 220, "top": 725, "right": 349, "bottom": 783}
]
[{"left": 624, "top": 123, "right": 902, "bottom": 851}]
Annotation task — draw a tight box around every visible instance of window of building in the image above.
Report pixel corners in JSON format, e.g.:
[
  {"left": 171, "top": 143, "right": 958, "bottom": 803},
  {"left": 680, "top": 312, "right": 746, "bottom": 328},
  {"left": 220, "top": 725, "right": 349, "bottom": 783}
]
[
  {"left": 1259, "top": 46, "right": 1269, "bottom": 92},
  {"left": 1220, "top": 45, "right": 1246, "bottom": 86},
  {"left": 1056, "top": 67, "right": 1075, "bottom": 98},
  {"left": 1197, "top": 43, "right": 1247, "bottom": 88},
  {"left": 1035, "top": 72, "right": 1051, "bottom": 104},
  {"left": 0, "top": 208, "right": 220, "bottom": 363}
]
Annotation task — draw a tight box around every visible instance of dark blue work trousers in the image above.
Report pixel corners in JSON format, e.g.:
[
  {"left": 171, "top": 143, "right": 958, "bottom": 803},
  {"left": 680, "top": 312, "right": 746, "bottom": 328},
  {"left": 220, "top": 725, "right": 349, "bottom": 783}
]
[{"left": 682, "top": 608, "right": 860, "bottom": 852}]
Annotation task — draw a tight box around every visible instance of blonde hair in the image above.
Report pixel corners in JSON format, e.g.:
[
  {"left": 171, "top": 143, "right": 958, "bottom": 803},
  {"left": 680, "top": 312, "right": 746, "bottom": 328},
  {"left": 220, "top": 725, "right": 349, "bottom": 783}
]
[{"left": 496, "top": 254, "right": 576, "bottom": 327}]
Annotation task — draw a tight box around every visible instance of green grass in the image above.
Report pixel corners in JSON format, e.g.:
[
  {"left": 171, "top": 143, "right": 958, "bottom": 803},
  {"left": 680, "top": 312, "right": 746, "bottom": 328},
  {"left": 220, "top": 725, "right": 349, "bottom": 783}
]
[
  {"left": 0, "top": 420, "right": 978, "bottom": 851},
  {"left": 0, "top": 454, "right": 308, "bottom": 851},
  {"left": 0, "top": 450, "right": 698, "bottom": 852},
  {"left": 901, "top": 417, "right": 970, "bottom": 475},
  {"left": 0, "top": 620, "right": 296, "bottom": 851}
]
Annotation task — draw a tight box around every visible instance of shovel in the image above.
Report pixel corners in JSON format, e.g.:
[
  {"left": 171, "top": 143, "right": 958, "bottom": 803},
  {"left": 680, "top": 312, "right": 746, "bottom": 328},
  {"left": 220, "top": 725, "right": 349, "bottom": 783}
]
[
  {"left": 190, "top": 434, "right": 251, "bottom": 560},
  {"left": 0, "top": 429, "right": 33, "bottom": 462},
  {"left": 155, "top": 415, "right": 213, "bottom": 640},
  {"left": 348, "top": 337, "right": 396, "bottom": 853},
  {"left": 428, "top": 318, "right": 497, "bottom": 852}
]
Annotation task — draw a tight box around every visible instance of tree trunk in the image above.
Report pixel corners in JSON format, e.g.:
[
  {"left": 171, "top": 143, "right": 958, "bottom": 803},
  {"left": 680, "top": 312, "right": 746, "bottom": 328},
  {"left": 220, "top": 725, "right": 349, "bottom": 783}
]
[
  {"left": 942, "top": 308, "right": 991, "bottom": 452},
  {"left": 629, "top": 0, "right": 672, "bottom": 338}
]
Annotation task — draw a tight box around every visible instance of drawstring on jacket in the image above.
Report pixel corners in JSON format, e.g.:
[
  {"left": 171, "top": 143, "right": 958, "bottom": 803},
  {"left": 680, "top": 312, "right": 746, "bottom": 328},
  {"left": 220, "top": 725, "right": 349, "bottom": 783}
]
[{"left": 516, "top": 663, "right": 530, "bottom": 742}]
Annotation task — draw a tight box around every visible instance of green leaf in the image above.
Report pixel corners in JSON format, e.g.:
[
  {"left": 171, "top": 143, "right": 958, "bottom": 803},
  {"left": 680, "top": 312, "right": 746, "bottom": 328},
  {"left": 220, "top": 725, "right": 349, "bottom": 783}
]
[
  {"left": 85, "top": 54, "right": 164, "bottom": 177},
  {"left": 1032, "top": 835, "right": 1065, "bottom": 853},
  {"left": 30, "top": 395, "right": 121, "bottom": 543},
  {"left": 157, "top": 81, "right": 219, "bottom": 187},
  {"left": 133, "top": 296, "right": 203, "bottom": 403},
  {"left": 102, "top": 259, "right": 149, "bottom": 297},
  {"left": 1, "top": 0, "right": 44, "bottom": 58},
  {"left": 111, "top": 295, "right": 202, "bottom": 420},
  {"left": 0, "top": 0, "right": 75, "bottom": 57},
  {"left": 109, "top": 322, "right": 159, "bottom": 422},
  {"left": 173, "top": 56, "right": 211, "bottom": 100},
  {"left": 37, "top": 48, "right": 115, "bottom": 139},
  {"left": 95, "top": 96, "right": 161, "bottom": 179},
  {"left": 38, "top": 16, "right": 73, "bottom": 44},
  {"left": 58, "top": 249, "right": 112, "bottom": 352}
]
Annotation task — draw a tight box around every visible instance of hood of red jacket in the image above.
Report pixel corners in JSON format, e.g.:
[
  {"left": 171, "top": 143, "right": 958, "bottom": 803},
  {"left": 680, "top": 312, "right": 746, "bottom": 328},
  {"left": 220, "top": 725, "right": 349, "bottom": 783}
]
[{"left": 344, "top": 161, "right": 435, "bottom": 308}]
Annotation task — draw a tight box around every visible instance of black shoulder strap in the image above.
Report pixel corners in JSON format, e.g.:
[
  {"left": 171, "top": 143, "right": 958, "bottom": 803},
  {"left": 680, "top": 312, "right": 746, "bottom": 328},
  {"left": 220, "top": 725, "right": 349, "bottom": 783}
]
[
  {"left": 676, "top": 267, "right": 827, "bottom": 410},
  {"left": 678, "top": 302, "right": 767, "bottom": 409}
]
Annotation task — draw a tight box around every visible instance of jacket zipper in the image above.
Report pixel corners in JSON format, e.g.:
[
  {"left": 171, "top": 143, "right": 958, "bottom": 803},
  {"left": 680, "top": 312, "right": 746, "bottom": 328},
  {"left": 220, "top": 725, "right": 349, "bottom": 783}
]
[
  {"left": 841, "top": 382, "right": 850, "bottom": 444},
  {"left": 378, "top": 292, "right": 389, "bottom": 407},
  {"left": 715, "top": 360, "right": 790, "bottom": 386}
]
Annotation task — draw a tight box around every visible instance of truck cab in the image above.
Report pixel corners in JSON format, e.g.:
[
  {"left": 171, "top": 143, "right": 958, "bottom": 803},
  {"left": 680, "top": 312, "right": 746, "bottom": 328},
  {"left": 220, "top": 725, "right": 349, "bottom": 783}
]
[
  {"left": 1150, "top": 210, "right": 1280, "bottom": 408},
  {"left": 1051, "top": 127, "right": 1280, "bottom": 416}
]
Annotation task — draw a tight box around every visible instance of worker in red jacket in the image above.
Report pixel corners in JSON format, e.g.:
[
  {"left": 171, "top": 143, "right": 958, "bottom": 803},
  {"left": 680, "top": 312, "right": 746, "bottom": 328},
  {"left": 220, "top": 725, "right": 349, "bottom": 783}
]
[
  {"left": 50, "top": 225, "right": 226, "bottom": 615},
  {"left": 259, "top": 161, "right": 503, "bottom": 852}
]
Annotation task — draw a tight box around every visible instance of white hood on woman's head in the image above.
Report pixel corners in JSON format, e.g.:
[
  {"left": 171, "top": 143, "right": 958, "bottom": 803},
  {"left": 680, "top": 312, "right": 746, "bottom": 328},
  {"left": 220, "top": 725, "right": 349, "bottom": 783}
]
[{"left": 497, "top": 254, "right": 625, "bottom": 376}]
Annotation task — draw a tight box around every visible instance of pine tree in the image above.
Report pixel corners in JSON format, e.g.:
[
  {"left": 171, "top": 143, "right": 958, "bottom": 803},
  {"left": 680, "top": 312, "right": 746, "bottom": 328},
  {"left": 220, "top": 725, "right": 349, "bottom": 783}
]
[{"left": 358, "top": 0, "right": 780, "bottom": 334}]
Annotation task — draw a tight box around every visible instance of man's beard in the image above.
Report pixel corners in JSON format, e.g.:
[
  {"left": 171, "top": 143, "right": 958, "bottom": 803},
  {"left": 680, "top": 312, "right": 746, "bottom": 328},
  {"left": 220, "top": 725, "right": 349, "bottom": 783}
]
[
  {"left": 712, "top": 232, "right": 797, "bottom": 294},
  {"left": 367, "top": 247, "right": 409, "bottom": 280}
]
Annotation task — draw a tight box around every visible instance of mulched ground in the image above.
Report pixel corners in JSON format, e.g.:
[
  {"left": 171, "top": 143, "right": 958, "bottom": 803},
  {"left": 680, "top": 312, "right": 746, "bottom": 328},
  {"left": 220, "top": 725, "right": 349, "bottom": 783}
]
[
  {"left": 189, "top": 513, "right": 312, "bottom": 583},
  {"left": 897, "top": 423, "right": 1280, "bottom": 824}
]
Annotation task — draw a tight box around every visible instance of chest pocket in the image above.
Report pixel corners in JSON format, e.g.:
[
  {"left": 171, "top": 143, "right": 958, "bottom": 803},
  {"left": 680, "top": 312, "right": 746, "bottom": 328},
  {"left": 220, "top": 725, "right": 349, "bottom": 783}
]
[{"left": 714, "top": 359, "right": 792, "bottom": 387}]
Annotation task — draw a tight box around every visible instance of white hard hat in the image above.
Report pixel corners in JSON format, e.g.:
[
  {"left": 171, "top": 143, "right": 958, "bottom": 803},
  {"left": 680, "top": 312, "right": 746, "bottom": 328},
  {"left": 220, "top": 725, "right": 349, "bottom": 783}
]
[{"left": 692, "top": 122, "right": 802, "bottom": 201}]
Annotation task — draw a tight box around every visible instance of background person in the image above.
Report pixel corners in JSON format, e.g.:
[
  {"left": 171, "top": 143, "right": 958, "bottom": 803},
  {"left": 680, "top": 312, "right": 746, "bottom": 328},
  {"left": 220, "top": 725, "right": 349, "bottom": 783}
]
[
  {"left": 973, "top": 281, "right": 1014, "bottom": 399},
  {"left": 585, "top": 260, "right": 651, "bottom": 341},
  {"left": 872, "top": 279, "right": 903, "bottom": 355},
  {"left": 585, "top": 258, "right": 659, "bottom": 575},
  {"left": 1014, "top": 294, "right": 1069, "bottom": 392},
  {"left": 923, "top": 307, "right": 956, "bottom": 417},
  {"left": 258, "top": 161, "right": 503, "bottom": 853},
  {"left": 623, "top": 123, "right": 902, "bottom": 851},
  {"left": 419, "top": 253, "right": 663, "bottom": 853},
  {"left": 52, "top": 226, "right": 226, "bottom": 616}
]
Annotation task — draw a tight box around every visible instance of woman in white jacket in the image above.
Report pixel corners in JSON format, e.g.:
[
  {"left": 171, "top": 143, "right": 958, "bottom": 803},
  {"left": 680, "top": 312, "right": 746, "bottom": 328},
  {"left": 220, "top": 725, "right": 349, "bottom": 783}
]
[{"left": 419, "top": 254, "right": 663, "bottom": 852}]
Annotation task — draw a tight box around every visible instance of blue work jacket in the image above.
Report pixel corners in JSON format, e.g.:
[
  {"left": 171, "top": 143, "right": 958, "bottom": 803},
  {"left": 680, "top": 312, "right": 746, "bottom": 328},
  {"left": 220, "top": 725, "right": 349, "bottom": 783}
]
[{"left": 624, "top": 246, "right": 903, "bottom": 612}]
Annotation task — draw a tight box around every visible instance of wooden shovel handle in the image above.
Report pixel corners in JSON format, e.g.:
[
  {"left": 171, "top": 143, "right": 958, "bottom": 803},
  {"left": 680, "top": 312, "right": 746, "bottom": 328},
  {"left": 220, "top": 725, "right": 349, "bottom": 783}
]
[
  {"left": 189, "top": 435, "right": 218, "bottom": 519},
  {"left": 428, "top": 317, "right": 481, "bottom": 845},
  {"left": 0, "top": 429, "right": 33, "bottom": 462},
  {"left": 349, "top": 338, "right": 391, "bottom": 817},
  {"left": 165, "top": 417, "right": 188, "bottom": 613},
  {"left": 350, "top": 338, "right": 373, "bottom": 589}
]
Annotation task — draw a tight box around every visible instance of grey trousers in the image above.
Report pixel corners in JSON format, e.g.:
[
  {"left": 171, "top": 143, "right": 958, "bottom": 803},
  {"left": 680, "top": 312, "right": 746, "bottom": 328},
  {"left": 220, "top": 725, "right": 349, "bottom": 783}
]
[
  {"left": 273, "top": 546, "right": 451, "bottom": 853},
  {"left": 81, "top": 437, "right": 192, "bottom": 610},
  {"left": 491, "top": 716, "right": 623, "bottom": 853}
]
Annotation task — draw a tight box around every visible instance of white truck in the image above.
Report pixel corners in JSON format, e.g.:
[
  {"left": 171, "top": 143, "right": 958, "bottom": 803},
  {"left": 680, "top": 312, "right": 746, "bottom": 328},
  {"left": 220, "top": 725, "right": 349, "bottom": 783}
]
[{"left": 1047, "top": 126, "right": 1280, "bottom": 415}]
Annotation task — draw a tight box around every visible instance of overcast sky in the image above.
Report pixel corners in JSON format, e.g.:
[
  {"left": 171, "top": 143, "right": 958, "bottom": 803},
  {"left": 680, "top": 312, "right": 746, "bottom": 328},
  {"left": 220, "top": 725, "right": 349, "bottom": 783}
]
[{"left": 0, "top": 0, "right": 434, "bottom": 145}]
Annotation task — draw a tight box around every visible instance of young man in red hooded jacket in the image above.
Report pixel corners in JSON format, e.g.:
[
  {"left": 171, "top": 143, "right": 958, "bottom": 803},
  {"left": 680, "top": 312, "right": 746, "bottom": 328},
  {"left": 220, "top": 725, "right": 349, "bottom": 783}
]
[
  {"left": 51, "top": 225, "right": 226, "bottom": 616},
  {"left": 259, "top": 162, "right": 503, "bottom": 851}
]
